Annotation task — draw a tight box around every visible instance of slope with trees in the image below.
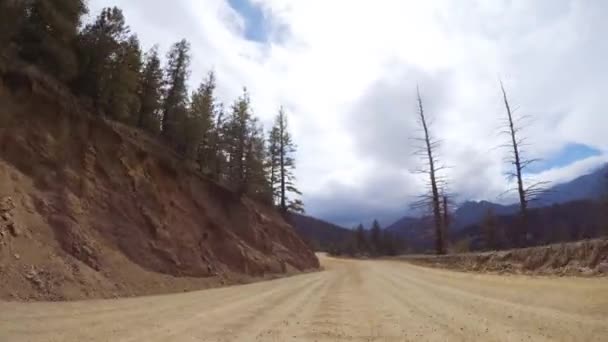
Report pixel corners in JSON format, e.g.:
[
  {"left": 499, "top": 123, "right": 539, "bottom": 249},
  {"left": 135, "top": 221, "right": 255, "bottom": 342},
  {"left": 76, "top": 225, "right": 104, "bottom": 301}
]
[
  {"left": 0, "top": 1, "right": 317, "bottom": 300},
  {"left": 1, "top": 1, "right": 307, "bottom": 214}
]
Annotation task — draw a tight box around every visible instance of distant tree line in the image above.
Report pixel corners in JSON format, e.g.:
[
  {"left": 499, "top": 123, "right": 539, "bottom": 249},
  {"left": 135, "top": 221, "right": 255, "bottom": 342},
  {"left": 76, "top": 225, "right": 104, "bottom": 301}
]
[
  {"left": 0, "top": 1, "right": 303, "bottom": 211},
  {"left": 473, "top": 199, "right": 608, "bottom": 252},
  {"left": 327, "top": 220, "right": 406, "bottom": 257},
  {"left": 466, "top": 174, "right": 608, "bottom": 252}
]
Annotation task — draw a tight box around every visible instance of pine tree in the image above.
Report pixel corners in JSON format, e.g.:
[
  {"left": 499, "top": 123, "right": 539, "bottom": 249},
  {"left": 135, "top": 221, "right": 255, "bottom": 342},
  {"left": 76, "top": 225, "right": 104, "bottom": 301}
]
[
  {"left": 76, "top": 7, "right": 133, "bottom": 116},
  {"left": 137, "top": 46, "right": 163, "bottom": 133},
  {"left": 244, "top": 118, "right": 272, "bottom": 202},
  {"left": 370, "top": 219, "right": 382, "bottom": 255},
  {"left": 17, "top": 0, "right": 87, "bottom": 81},
  {"left": 268, "top": 107, "right": 303, "bottom": 213},
  {"left": 355, "top": 224, "right": 367, "bottom": 254},
  {"left": 211, "top": 104, "right": 227, "bottom": 181},
  {"left": 268, "top": 125, "right": 280, "bottom": 200},
  {"left": 188, "top": 71, "right": 217, "bottom": 170},
  {"left": 105, "top": 34, "right": 142, "bottom": 122},
  {"left": 162, "top": 39, "right": 191, "bottom": 146},
  {"left": 224, "top": 88, "right": 253, "bottom": 193},
  {"left": 221, "top": 89, "right": 273, "bottom": 198}
]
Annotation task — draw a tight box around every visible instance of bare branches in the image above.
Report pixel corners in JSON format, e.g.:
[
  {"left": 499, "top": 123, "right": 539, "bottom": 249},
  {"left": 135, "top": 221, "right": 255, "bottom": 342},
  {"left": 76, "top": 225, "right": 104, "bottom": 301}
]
[
  {"left": 498, "top": 80, "right": 549, "bottom": 242},
  {"left": 519, "top": 158, "right": 541, "bottom": 171},
  {"left": 525, "top": 181, "right": 552, "bottom": 202},
  {"left": 409, "top": 87, "right": 447, "bottom": 255}
]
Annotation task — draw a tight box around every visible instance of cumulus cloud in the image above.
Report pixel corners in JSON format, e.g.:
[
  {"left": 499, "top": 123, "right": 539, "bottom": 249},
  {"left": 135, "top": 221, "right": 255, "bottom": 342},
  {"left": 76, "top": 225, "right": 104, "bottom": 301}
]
[{"left": 89, "top": 0, "right": 608, "bottom": 226}]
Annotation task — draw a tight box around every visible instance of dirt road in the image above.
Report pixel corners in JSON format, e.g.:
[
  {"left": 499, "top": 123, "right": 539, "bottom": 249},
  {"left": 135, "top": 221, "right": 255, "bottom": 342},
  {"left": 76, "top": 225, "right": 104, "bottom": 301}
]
[{"left": 1, "top": 255, "right": 607, "bottom": 341}]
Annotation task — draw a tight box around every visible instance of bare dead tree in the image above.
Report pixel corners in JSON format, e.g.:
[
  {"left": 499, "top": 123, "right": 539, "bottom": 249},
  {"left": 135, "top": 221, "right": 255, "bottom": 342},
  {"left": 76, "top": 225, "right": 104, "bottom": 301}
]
[
  {"left": 411, "top": 87, "right": 446, "bottom": 255},
  {"left": 499, "top": 81, "right": 549, "bottom": 243}
]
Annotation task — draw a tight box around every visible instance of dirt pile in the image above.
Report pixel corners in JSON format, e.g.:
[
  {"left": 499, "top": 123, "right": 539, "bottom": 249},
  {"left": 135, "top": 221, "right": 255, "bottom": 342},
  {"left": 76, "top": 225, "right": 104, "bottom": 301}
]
[
  {"left": 0, "top": 68, "right": 319, "bottom": 301},
  {"left": 400, "top": 238, "right": 608, "bottom": 276}
]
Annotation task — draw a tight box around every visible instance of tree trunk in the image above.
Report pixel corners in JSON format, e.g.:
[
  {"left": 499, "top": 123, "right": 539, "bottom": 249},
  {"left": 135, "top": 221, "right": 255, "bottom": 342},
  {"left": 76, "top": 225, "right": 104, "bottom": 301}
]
[
  {"left": 417, "top": 90, "right": 445, "bottom": 255},
  {"left": 500, "top": 82, "right": 528, "bottom": 242},
  {"left": 279, "top": 116, "right": 286, "bottom": 212}
]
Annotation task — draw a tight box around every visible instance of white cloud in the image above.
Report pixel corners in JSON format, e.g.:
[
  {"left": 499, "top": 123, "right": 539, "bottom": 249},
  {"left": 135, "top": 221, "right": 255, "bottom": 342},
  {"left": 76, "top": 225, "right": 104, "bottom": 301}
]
[
  {"left": 89, "top": 0, "right": 608, "bottom": 226},
  {"left": 530, "top": 155, "right": 608, "bottom": 186}
]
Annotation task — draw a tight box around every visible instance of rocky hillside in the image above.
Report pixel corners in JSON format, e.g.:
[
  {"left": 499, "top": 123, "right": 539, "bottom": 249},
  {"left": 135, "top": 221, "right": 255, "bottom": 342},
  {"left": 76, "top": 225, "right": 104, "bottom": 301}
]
[{"left": 0, "top": 68, "right": 319, "bottom": 301}]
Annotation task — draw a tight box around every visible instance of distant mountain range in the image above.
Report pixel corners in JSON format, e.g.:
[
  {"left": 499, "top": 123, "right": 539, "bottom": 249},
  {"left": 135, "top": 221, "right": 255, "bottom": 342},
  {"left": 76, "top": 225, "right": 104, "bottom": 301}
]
[
  {"left": 453, "top": 199, "right": 607, "bottom": 251},
  {"left": 287, "top": 213, "right": 353, "bottom": 251},
  {"left": 290, "top": 164, "right": 608, "bottom": 252},
  {"left": 386, "top": 164, "right": 608, "bottom": 245},
  {"left": 535, "top": 164, "right": 607, "bottom": 205}
]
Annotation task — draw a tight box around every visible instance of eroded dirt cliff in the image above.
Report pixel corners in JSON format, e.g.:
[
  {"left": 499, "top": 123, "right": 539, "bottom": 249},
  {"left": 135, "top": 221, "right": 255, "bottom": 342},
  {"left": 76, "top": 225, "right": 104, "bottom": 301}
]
[{"left": 0, "top": 68, "right": 319, "bottom": 301}]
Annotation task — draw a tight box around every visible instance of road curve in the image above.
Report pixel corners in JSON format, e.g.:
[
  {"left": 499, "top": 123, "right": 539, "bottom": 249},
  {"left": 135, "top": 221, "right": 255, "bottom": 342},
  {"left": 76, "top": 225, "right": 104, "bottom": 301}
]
[{"left": 1, "top": 255, "right": 607, "bottom": 341}]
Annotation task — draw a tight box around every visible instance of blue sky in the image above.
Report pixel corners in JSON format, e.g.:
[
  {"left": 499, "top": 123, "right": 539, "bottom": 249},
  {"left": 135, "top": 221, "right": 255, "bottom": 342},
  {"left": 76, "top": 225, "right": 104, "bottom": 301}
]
[
  {"left": 527, "top": 143, "right": 602, "bottom": 174},
  {"left": 227, "top": 0, "right": 267, "bottom": 42}
]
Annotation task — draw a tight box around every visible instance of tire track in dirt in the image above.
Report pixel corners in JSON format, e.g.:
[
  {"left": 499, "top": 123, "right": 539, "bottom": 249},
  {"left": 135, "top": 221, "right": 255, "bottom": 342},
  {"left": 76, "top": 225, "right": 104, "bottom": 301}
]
[
  {"left": 1, "top": 255, "right": 607, "bottom": 342},
  {"left": 129, "top": 274, "right": 324, "bottom": 342},
  {"left": 300, "top": 259, "right": 400, "bottom": 341},
  {"left": 372, "top": 263, "right": 503, "bottom": 341},
  {"left": 365, "top": 261, "right": 467, "bottom": 341},
  {"left": 370, "top": 261, "right": 607, "bottom": 341},
  {"left": 223, "top": 273, "right": 327, "bottom": 341},
  {"left": 300, "top": 260, "right": 357, "bottom": 341},
  {"left": 2, "top": 282, "right": 276, "bottom": 341}
]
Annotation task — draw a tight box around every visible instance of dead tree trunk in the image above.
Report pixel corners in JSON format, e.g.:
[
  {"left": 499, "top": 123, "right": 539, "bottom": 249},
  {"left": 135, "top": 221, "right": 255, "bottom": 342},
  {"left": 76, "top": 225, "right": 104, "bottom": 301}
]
[
  {"left": 499, "top": 81, "right": 548, "bottom": 245},
  {"left": 501, "top": 82, "right": 527, "bottom": 222},
  {"left": 416, "top": 89, "right": 445, "bottom": 255}
]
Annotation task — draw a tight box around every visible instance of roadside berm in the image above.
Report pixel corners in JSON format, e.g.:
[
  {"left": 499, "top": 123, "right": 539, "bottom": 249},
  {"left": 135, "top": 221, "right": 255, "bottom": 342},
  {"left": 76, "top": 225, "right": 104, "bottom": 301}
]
[{"left": 400, "top": 238, "right": 608, "bottom": 276}]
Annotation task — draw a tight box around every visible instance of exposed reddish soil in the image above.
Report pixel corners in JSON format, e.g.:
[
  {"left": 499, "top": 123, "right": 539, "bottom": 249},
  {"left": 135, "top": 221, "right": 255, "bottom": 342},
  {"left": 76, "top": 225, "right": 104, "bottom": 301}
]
[
  {"left": 399, "top": 238, "right": 608, "bottom": 276},
  {"left": 0, "top": 67, "right": 319, "bottom": 301}
]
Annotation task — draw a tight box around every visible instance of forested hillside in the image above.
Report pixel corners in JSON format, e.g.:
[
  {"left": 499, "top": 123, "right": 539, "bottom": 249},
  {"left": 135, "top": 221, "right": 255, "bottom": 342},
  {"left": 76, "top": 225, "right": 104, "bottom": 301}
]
[
  {"left": 0, "top": 0, "right": 318, "bottom": 301},
  {"left": 287, "top": 213, "right": 352, "bottom": 251},
  {"left": 1, "top": 0, "right": 305, "bottom": 209}
]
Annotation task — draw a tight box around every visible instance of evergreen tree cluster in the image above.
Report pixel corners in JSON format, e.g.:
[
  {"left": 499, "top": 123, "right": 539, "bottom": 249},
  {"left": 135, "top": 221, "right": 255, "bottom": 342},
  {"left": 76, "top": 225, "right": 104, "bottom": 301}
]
[
  {"left": 0, "top": 1, "right": 303, "bottom": 208},
  {"left": 328, "top": 220, "right": 405, "bottom": 257}
]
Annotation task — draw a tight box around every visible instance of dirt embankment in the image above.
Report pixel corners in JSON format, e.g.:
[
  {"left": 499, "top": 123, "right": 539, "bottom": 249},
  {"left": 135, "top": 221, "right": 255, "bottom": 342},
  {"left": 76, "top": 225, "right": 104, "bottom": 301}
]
[
  {"left": 0, "top": 67, "right": 319, "bottom": 301},
  {"left": 400, "top": 239, "right": 608, "bottom": 276}
]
